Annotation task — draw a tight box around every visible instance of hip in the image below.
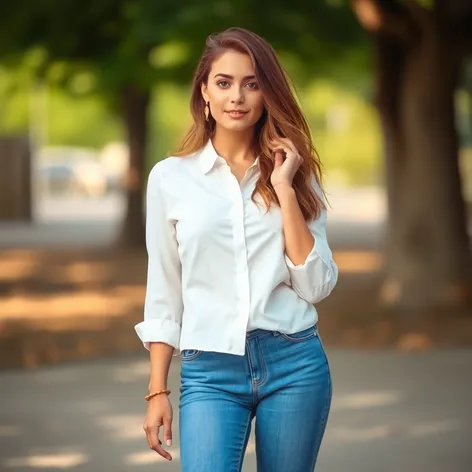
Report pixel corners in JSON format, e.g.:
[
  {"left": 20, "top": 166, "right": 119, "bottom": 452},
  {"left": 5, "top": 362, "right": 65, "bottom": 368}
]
[{"left": 179, "top": 325, "right": 331, "bottom": 403}]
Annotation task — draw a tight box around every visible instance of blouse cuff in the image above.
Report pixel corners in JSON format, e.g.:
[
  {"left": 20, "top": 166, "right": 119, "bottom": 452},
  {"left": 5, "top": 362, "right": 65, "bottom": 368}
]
[
  {"left": 285, "top": 239, "right": 332, "bottom": 272},
  {"left": 134, "top": 318, "right": 181, "bottom": 352}
]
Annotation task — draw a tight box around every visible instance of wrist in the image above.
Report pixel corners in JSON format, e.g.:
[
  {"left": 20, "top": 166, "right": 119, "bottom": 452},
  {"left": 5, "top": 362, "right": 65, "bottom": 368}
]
[
  {"left": 149, "top": 385, "right": 168, "bottom": 393},
  {"left": 145, "top": 388, "right": 171, "bottom": 401},
  {"left": 149, "top": 380, "right": 168, "bottom": 391},
  {"left": 274, "top": 184, "right": 295, "bottom": 201}
]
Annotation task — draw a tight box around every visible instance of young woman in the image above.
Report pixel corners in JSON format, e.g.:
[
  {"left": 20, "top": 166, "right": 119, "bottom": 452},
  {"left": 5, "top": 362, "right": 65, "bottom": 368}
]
[{"left": 135, "top": 27, "right": 338, "bottom": 472}]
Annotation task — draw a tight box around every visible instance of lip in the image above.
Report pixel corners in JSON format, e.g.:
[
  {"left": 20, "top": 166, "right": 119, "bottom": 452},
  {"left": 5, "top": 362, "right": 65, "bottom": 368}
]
[{"left": 225, "top": 110, "right": 248, "bottom": 119}]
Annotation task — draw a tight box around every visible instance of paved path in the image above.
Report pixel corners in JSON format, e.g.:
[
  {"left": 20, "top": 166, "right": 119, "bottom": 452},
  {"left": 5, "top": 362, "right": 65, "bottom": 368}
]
[{"left": 1, "top": 349, "right": 472, "bottom": 472}]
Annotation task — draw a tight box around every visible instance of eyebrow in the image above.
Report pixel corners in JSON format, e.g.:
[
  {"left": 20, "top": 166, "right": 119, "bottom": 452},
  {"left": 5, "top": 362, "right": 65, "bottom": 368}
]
[{"left": 213, "top": 73, "right": 256, "bottom": 80}]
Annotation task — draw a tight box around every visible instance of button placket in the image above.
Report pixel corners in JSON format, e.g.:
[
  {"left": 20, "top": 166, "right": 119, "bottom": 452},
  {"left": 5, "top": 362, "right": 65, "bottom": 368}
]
[{"left": 227, "top": 171, "right": 251, "bottom": 353}]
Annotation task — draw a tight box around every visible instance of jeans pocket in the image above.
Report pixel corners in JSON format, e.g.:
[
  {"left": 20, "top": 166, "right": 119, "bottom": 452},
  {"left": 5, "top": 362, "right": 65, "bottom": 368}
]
[
  {"left": 279, "top": 325, "right": 317, "bottom": 342},
  {"left": 181, "top": 349, "right": 203, "bottom": 361}
]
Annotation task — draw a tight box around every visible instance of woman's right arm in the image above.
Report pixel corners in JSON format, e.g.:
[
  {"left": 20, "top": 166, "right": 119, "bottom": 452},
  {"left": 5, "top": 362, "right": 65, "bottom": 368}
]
[
  {"left": 144, "top": 342, "right": 175, "bottom": 461},
  {"left": 135, "top": 163, "right": 183, "bottom": 352},
  {"left": 135, "top": 163, "right": 183, "bottom": 462}
]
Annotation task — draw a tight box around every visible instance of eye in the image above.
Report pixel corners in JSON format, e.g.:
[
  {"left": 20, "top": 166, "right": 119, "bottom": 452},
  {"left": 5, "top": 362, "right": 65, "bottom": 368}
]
[
  {"left": 217, "top": 81, "right": 230, "bottom": 88},
  {"left": 246, "top": 82, "right": 259, "bottom": 89}
]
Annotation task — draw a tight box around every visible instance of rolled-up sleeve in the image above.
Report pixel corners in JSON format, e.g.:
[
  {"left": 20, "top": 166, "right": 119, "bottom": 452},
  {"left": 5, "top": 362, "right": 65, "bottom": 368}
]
[
  {"left": 134, "top": 164, "right": 183, "bottom": 352},
  {"left": 285, "top": 178, "right": 338, "bottom": 304}
]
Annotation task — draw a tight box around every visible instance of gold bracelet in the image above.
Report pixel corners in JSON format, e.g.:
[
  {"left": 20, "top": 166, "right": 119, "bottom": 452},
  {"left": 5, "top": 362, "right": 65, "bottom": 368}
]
[{"left": 144, "top": 389, "right": 171, "bottom": 401}]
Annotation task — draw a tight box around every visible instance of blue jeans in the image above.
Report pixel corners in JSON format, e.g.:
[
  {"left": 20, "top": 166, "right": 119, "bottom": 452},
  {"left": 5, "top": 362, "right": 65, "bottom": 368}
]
[{"left": 179, "top": 325, "right": 332, "bottom": 472}]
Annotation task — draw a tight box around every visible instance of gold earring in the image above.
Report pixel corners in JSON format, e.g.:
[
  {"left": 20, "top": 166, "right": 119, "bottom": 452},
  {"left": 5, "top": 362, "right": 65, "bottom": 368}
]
[{"left": 204, "top": 102, "right": 210, "bottom": 121}]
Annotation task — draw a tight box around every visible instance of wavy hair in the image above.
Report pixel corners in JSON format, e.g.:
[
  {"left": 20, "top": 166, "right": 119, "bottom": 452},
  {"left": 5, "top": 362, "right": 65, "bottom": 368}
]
[{"left": 173, "top": 27, "right": 326, "bottom": 220}]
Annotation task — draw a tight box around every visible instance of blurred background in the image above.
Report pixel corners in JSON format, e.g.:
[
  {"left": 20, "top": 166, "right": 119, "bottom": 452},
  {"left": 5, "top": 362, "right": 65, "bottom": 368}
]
[{"left": 1, "top": 1, "right": 472, "bottom": 471}]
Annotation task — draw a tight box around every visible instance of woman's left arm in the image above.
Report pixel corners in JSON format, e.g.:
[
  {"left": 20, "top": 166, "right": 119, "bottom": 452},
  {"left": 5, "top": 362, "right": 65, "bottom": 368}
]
[
  {"left": 270, "top": 137, "right": 338, "bottom": 304},
  {"left": 277, "top": 183, "right": 338, "bottom": 304}
]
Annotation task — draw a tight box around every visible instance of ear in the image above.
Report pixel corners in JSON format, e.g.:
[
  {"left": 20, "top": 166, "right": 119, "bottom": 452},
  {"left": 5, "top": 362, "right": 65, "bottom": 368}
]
[{"left": 201, "top": 82, "right": 209, "bottom": 103}]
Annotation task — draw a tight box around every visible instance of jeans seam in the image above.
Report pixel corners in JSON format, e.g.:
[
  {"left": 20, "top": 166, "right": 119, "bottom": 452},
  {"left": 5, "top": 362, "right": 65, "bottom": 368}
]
[
  {"left": 311, "top": 374, "right": 332, "bottom": 468},
  {"left": 311, "top": 332, "right": 332, "bottom": 466},
  {"left": 255, "top": 338, "right": 267, "bottom": 388},
  {"left": 235, "top": 413, "right": 252, "bottom": 472},
  {"left": 246, "top": 341, "right": 258, "bottom": 406}
]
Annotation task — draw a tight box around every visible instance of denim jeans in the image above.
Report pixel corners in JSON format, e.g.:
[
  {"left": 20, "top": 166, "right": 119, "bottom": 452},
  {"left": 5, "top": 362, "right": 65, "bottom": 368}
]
[{"left": 179, "top": 325, "right": 332, "bottom": 472}]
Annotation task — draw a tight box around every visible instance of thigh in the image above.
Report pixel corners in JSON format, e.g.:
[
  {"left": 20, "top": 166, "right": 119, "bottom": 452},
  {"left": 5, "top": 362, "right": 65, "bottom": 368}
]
[
  {"left": 255, "top": 332, "right": 332, "bottom": 472},
  {"left": 179, "top": 350, "right": 253, "bottom": 472}
]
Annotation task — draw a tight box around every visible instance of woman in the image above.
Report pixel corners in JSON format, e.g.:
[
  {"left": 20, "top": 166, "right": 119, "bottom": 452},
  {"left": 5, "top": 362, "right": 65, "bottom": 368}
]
[{"left": 135, "top": 27, "right": 338, "bottom": 472}]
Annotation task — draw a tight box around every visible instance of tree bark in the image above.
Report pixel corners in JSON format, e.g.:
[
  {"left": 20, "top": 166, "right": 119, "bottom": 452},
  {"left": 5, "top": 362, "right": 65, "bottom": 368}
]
[
  {"left": 375, "top": 21, "right": 472, "bottom": 310},
  {"left": 119, "top": 83, "right": 150, "bottom": 248}
]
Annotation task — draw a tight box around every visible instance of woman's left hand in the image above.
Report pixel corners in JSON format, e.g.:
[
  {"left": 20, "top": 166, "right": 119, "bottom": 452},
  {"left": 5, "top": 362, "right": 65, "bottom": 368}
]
[{"left": 269, "top": 137, "right": 303, "bottom": 192}]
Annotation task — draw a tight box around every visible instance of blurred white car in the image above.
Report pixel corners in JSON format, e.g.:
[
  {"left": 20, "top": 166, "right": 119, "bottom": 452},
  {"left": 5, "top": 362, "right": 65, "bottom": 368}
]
[{"left": 39, "top": 160, "right": 108, "bottom": 197}]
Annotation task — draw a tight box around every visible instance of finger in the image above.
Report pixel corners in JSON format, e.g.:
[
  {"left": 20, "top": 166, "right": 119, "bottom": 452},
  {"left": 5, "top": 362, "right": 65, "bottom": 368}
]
[
  {"left": 162, "top": 413, "right": 173, "bottom": 448},
  {"left": 146, "top": 426, "right": 172, "bottom": 461},
  {"left": 277, "top": 137, "right": 297, "bottom": 155},
  {"left": 269, "top": 137, "right": 297, "bottom": 155},
  {"left": 272, "top": 145, "right": 296, "bottom": 160},
  {"left": 274, "top": 152, "right": 284, "bottom": 168}
]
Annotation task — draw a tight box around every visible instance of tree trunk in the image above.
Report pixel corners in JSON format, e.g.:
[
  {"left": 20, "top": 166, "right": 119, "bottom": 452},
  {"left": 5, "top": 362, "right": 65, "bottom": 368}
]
[
  {"left": 119, "top": 83, "right": 150, "bottom": 248},
  {"left": 375, "top": 26, "right": 472, "bottom": 310}
]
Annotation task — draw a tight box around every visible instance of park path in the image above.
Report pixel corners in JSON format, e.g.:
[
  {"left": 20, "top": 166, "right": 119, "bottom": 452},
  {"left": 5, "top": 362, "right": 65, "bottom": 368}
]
[{"left": 1, "top": 349, "right": 472, "bottom": 472}]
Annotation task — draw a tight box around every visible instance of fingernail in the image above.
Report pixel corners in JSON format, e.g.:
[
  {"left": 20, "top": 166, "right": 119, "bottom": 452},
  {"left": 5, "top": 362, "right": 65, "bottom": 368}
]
[{"left": 166, "top": 439, "right": 172, "bottom": 447}]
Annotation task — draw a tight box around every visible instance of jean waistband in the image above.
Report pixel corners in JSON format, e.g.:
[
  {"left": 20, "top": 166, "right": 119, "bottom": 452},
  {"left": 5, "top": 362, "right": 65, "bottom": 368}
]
[
  {"left": 246, "top": 324, "right": 318, "bottom": 341},
  {"left": 245, "top": 328, "right": 276, "bottom": 341}
]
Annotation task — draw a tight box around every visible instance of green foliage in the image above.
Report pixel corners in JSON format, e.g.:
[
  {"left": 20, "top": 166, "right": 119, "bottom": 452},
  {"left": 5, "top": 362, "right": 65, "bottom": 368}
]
[
  {"left": 0, "top": 63, "right": 122, "bottom": 147},
  {"left": 0, "top": 0, "right": 375, "bottom": 184},
  {"left": 0, "top": 67, "right": 29, "bottom": 134},
  {"left": 0, "top": 1, "right": 370, "bottom": 92},
  {"left": 47, "top": 86, "right": 122, "bottom": 148},
  {"left": 148, "top": 79, "right": 381, "bottom": 186}
]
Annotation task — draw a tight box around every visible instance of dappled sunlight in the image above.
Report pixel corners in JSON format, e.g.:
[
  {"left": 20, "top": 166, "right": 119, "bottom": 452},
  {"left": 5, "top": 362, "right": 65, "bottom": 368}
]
[
  {"left": 408, "top": 419, "right": 463, "bottom": 437},
  {"left": 325, "top": 418, "right": 465, "bottom": 444},
  {"left": 96, "top": 414, "right": 144, "bottom": 440},
  {"left": 327, "top": 425, "right": 394, "bottom": 442},
  {"left": 126, "top": 449, "right": 180, "bottom": 465},
  {"left": 47, "top": 261, "right": 110, "bottom": 285},
  {"left": 3, "top": 451, "right": 88, "bottom": 469},
  {"left": 126, "top": 438, "right": 255, "bottom": 466},
  {"left": 0, "top": 424, "right": 22, "bottom": 437},
  {"left": 0, "top": 288, "right": 143, "bottom": 327},
  {"left": 0, "top": 253, "right": 38, "bottom": 282},
  {"left": 333, "top": 250, "right": 383, "bottom": 273},
  {"left": 332, "top": 390, "right": 404, "bottom": 411},
  {"left": 112, "top": 360, "right": 149, "bottom": 383}
]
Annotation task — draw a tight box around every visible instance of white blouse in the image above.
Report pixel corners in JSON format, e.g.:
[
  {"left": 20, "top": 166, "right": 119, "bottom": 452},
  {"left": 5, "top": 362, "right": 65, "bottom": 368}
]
[{"left": 134, "top": 139, "right": 338, "bottom": 356}]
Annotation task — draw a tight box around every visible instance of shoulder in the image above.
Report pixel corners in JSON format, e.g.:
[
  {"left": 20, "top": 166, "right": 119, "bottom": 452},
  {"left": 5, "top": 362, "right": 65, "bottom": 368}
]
[{"left": 148, "top": 152, "right": 197, "bottom": 182}]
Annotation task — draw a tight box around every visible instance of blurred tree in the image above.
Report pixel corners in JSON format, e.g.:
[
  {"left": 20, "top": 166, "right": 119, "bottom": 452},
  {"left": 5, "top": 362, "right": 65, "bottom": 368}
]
[
  {"left": 0, "top": 0, "right": 366, "bottom": 247},
  {"left": 351, "top": 0, "right": 472, "bottom": 311},
  {"left": 3, "top": 1, "right": 469, "bottom": 312},
  {"left": 0, "top": 0, "right": 197, "bottom": 246}
]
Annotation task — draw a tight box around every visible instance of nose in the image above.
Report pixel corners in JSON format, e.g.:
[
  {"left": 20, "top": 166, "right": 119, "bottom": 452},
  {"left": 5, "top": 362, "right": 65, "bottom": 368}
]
[{"left": 230, "top": 85, "right": 244, "bottom": 104}]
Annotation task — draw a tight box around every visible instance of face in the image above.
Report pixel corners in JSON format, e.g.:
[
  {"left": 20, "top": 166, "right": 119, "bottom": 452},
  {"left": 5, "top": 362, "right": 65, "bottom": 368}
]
[{"left": 201, "top": 49, "right": 265, "bottom": 133}]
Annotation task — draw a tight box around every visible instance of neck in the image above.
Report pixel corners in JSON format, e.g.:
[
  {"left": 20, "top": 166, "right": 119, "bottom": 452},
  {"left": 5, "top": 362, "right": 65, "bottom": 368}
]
[{"left": 211, "top": 126, "right": 255, "bottom": 164}]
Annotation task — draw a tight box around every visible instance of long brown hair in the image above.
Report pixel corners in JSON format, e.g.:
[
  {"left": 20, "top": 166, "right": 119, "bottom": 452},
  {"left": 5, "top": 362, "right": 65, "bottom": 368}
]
[{"left": 174, "top": 27, "right": 326, "bottom": 220}]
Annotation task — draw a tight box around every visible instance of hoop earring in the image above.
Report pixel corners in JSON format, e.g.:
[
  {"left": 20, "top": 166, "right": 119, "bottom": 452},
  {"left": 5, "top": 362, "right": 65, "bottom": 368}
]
[{"left": 204, "top": 102, "right": 210, "bottom": 121}]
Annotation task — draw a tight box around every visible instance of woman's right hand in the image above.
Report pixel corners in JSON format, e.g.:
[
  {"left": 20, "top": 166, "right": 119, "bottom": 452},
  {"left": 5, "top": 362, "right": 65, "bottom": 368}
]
[{"left": 143, "top": 394, "right": 173, "bottom": 461}]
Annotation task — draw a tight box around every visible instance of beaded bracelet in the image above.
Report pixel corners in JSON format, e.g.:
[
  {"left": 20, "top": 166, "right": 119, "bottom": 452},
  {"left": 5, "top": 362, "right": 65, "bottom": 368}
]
[{"left": 145, "top": 389, "right": 171, "bottom": 401}]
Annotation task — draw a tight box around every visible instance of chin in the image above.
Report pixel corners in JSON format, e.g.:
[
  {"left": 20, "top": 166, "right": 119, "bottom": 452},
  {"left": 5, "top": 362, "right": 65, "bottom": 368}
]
[
  {"left": 218, "top": 119, "right": 255, "bottom": 133},
  {"left": 227, "top": 123, "right": 253, "bottom": 132}
]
